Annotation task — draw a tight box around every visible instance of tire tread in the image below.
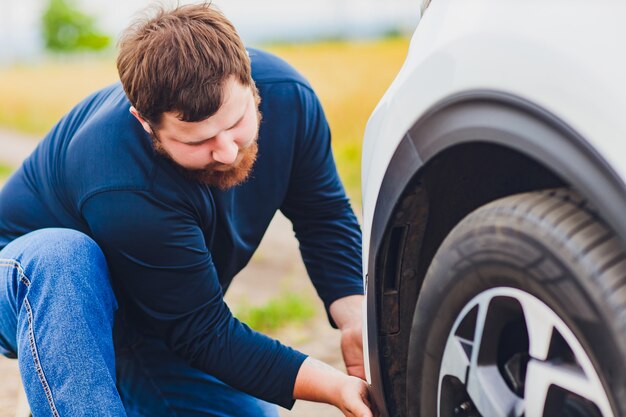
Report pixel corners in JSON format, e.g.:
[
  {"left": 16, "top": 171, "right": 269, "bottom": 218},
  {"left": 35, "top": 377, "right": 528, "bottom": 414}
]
[{"left": 408, "top": 187, "right": 626, "bottom": 417}]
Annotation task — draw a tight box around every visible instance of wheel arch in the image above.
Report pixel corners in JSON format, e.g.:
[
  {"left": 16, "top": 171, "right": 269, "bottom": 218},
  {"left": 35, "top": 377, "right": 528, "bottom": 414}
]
[{"left": 366, "top": 91, "right": 626, "bottom": 417}]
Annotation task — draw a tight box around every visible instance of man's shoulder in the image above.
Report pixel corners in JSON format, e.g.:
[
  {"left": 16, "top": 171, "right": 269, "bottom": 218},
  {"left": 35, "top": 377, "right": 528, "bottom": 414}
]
[
  {"left": 64, "top": 82, "right": 144, "bottom": 162},
  {"left": 248, "top": 48, "right": 310, "bottom": 89},
  {"left": 56, "top": 82, "right": 161, "bottom": 197},
  {"left": 74, "top": 82, "right": 129, "bottom": 120},
  {"left": 59, "top": 82, "right": 133, "bottom": 146}
]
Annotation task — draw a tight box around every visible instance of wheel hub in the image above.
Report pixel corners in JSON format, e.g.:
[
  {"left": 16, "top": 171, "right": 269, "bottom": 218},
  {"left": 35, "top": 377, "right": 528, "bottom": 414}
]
[{"left": 438, "top": 288, "right": 613, "bottom": 417}]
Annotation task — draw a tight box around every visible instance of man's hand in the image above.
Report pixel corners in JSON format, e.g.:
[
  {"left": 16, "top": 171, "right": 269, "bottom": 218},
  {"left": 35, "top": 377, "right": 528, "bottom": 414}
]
[
  {"left": 336, "top": 375, "right": 373, "bottom": 417},
  {"left": 293, "top": 357, "right": 373, "bottom": 417},
  {"left": 340, "top": 324, "right": 365, "bottom": 379},
  {"left": 330, "top": 295, "right": 366, "bottom": 379}
]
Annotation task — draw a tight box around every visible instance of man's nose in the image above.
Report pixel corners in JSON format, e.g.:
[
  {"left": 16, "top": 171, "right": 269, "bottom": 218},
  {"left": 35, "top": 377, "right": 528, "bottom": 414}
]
[{"left": 211, "top": 133, "right": 238, "bottom": 165}]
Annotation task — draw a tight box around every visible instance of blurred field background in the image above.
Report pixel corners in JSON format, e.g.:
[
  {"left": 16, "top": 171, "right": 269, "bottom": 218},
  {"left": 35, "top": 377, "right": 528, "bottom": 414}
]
[{"left": 0, "top": 38, "right": 410, "bottom": 200}]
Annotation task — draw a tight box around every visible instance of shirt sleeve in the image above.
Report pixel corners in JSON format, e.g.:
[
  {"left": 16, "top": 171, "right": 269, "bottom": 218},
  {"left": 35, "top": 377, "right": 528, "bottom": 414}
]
[
  {"left": 280, "top": 84, "right": 364, "bottom": 327},
  {"left": 81, "top": 189, "right": 306, "bottom": 408}
]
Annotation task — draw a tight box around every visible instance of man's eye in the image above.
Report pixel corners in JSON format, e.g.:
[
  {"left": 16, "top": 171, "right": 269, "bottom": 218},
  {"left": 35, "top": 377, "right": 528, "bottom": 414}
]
[{"left": 188, "top": 139, "right": 210, "bottom": 146}]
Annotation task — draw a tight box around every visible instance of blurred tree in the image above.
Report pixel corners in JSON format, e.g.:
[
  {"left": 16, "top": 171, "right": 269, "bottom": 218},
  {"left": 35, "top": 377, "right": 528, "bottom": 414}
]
[{"left": 42, "top": 0, "right": 110, "bottom": 52}]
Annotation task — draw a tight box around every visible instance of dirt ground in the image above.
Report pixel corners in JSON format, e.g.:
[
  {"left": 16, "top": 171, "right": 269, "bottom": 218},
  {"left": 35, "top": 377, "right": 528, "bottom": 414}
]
[{"left": 0, "top": 130, "right": 358, "bottom": 417}]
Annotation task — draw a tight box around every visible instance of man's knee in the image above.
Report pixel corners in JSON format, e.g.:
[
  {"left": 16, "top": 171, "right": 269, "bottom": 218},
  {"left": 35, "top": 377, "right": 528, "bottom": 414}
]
[
  {"left": 4, "top": 228, "right": 115, "bottom": 305},
  {"left": 26, "top": 228, "right": 106, "bottom": 264},
  {"left": 1, "top": 228, "right": 118, "bottom": 358}
]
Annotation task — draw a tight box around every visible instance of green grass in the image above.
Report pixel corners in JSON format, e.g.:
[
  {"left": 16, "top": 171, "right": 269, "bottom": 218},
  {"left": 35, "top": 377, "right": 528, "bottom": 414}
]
[
  {"left": 234, "top": 292, "right": 316, "bottom": 334},
  {"left": 0, "top": 38, "right": 411, "bottom": 200}
]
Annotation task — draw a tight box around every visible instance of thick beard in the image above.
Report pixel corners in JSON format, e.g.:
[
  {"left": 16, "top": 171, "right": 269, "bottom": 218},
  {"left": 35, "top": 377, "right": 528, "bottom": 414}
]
[
  {"left": 185, "top": 141, "right": 258, "bottom": 190},
  {"left": 152, "top": 138, "right": 259, "bottom": 190},
  {"left": 149, "top": 88, "right": 262, "bottom": 190}
]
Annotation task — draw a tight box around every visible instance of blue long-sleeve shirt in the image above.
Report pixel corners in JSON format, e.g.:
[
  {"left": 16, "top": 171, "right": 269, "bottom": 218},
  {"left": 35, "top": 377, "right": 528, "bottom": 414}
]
[{"left": 0, "top": 49, "right": 363, "bottom": 407}]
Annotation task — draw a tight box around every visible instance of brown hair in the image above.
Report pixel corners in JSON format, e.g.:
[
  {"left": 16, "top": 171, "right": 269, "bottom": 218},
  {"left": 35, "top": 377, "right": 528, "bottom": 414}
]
[{"left": 117, "top": 3, "right": 252, "bottom": 126}]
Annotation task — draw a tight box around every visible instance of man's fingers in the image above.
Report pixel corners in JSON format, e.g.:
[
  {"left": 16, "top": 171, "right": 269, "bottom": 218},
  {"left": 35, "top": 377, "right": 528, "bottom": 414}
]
[
  {"left": 340, "top": 377, "right": 374, "bottom": 417},
  {"left": 346, "top": 399, "right": 373, "bottom": 417},
  {"left": 341, "top": 326, "right": 366, "bottom": 379},
  {"left": 353, "top": 380, "right": 374, "bottom": 417},
  {"left": 351, "top": 400, "right": 373, "bottom": 417},
  {"left": 362, "top": 391, "right": 371, "bottom": 409},
  {"left": 346, "top": 364, "right": 366, "bottom": 380}
]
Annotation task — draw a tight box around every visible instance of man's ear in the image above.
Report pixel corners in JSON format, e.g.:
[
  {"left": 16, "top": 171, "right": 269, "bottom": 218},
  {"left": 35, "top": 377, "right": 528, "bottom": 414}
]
[{"left": 129, "top": 106, "right": 153, "bottom": 134}]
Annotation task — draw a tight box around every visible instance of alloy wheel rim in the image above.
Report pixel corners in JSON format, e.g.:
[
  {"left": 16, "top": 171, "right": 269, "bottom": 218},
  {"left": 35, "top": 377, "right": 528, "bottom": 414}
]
[{"left": 437, "top": 287, "right": 614, "bottom": 417}]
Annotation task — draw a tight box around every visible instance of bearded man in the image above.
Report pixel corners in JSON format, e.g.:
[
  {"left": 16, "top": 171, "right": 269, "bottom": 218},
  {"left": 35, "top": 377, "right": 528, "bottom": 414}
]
[{"left": 0, "top": 4, "right": 371, "bottom": 417}]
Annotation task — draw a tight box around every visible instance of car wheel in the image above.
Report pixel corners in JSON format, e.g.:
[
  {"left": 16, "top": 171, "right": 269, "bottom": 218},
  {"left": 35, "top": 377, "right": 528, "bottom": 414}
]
[{"left": 407, "top": 188, "right": 626, "bottom": 417}]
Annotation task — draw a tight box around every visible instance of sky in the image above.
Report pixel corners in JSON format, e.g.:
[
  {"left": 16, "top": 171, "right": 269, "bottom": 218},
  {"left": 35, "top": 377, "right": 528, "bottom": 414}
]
[{"left": 0, "top": 0, "right": 422, "bottom": 63}]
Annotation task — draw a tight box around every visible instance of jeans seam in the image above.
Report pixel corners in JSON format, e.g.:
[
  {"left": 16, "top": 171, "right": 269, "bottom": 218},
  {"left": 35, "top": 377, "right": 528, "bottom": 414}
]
[
  {"left": 24, "top": 299, "right": 60, "bottom": 417},
  {"left": 0, "top": 259, "right": 30, "bottom": 286},
  {"left": 1, "top": 258, "right": 60, "bottom": 417}
]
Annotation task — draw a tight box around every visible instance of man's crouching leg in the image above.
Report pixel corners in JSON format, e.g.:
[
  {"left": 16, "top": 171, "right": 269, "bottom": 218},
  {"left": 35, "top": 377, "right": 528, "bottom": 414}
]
[
  {"left": 116, "top": 326, "right": 280, "bottom": 417},
  {"left": 0, "top": 228, "right": 126, "bottom": 417}
]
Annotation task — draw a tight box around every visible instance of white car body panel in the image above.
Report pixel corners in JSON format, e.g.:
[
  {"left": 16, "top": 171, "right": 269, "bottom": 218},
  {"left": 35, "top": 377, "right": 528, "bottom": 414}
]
[{"left": 361, "top": 0, "right": 626, "bottom": 384}]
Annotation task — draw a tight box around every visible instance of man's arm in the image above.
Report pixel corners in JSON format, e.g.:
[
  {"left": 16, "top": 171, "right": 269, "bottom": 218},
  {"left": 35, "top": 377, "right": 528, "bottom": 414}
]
[
  {"left": 294, "top": 357, "right": 372, "bottom": 417},
  {"left": 82, "top": 188, "right": 373, "bottom": 414},
  {"left": 81, "top": 189, "right": 308, "bottom": 408},
  {"left": 279, "top": 83, "right": 365, "bottom": 378}
]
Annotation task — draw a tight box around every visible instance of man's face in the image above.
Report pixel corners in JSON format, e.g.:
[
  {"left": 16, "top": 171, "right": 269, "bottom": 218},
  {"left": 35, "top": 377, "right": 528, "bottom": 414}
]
[{"left": 132, "top": 77, "right": 261, "bottom": 189}]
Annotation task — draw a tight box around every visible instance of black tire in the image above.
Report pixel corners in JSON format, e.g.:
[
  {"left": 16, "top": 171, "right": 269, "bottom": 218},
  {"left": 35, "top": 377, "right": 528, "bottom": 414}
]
[{"left": 407, "top": 188, "right": 626, "bottom": 417}]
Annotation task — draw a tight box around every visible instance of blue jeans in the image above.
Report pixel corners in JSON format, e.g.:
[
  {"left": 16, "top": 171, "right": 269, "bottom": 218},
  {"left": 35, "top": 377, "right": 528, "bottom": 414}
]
[{"left": 0, "top": 228, "right": 279, "bottom": 417}]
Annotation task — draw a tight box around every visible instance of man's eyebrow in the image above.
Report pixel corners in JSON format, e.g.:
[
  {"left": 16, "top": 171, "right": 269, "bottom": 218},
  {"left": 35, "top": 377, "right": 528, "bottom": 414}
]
[{"left": 180, "top": 110, "right": 247, "bottom": 145}]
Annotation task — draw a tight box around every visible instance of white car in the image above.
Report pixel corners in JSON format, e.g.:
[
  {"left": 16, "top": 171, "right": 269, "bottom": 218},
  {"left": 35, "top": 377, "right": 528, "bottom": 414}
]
[{"left": 361, "top": 1, "right": 626, "bottom": 416}]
